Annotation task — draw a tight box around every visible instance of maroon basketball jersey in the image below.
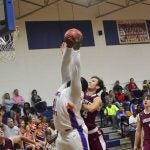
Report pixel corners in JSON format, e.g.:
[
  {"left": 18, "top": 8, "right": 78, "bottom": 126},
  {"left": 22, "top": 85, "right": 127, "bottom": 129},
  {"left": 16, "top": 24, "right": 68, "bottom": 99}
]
[
  {"left": 81, "top": 94, "right": 99, "bottom": 130},
  {"left": 139, "top": 110, "right": 150, "bottom": 140}
]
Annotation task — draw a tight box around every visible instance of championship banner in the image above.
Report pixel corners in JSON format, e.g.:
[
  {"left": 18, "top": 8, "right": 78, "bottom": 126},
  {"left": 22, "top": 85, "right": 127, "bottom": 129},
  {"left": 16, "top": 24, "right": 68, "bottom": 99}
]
[{"left": 117, "top": 20, "right": 150, "bottom": 44}]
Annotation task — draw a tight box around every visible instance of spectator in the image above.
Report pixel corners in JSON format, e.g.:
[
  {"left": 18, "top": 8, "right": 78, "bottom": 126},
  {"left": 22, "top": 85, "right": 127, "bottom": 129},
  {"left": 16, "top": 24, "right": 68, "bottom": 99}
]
[
  {"left": 127, "top": 78, "right": 143, "bottom": 98},
  {"left": 129, "top": 110, "right": 138, "bottom": 148},
  {"left": 10, "top": 104, "right": 21, "bottom": 126},
  {"left": 3, "top": 93, "right": 15, "bottom": 112},
  {"left": 19, "top": 119, "right": 26, "bottom": 136},
  {"left": 29, "top": 107, "right": 39, "bottom": 122},
  {"left": 0, "top": 127, "right": 14, "bottom": 149},
  {"left": 45, "top": 126, "right": 57, "bottom": 150},
  {"left": 128, "top": 78, "right": 138, "bottom": 92},
  {"left": 45, "top": 121, "right": 57, "bottom": 150},
  {"left": 116, "top": 106, "right": 127, "bottom": 128},
  {"left": 31, "top": 90, "right": 42, "bottom": 106},
  {"left": 12, "top": 89, "right": 25, "bottom": 108},
  {"left": 143, "top": 80, "right": 149, "bottom": 90},
  {"left": 0, "top": 107, "right": 43, "bottom": 150},
  {"left": 130, "top": 98, "right": 139, "bottom": 113},
  {"left": 113, "top": 80, "right": 123, "bottom": 94},
  {"left": 24, "top": 124, "right": 36, "bottom": 150},
  {"left": 4, "top": 118, "right": 21, "bottom": 138},
  {"left": 31, "top": 89, "right": 47, "bottom": 112},
  {"left": 108, "top": 90, "right": 116, "bottom": 103},
  {"left": 115, "top": 89, "right": 125, "bottom": 102},
  {"left": 104, "top": 100, "right": 119, "bottom": 129},
  {"left": 142, "top": 80, "right": 149, "bottom": 96},
  {"left": 101, "top": 87, "right": 109, "bottom": 106},
  {"left": 23, "top": 102, "right": 31, "bottom": 122},
  {"left": 28, "top": 117, "right": 37, "bottom": 134}
]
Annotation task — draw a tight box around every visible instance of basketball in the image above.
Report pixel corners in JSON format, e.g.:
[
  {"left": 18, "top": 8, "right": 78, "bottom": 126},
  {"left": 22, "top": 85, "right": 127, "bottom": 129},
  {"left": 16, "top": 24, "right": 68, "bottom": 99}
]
[{"left": 64, "top": 28, "right": 83, "bottom": 48}]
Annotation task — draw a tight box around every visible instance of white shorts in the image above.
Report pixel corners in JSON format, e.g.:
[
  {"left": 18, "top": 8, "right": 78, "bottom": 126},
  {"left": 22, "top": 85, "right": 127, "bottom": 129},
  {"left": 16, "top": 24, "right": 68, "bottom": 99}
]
[{"left": 56, "top": 124, "right": 89, "bottom": 150}]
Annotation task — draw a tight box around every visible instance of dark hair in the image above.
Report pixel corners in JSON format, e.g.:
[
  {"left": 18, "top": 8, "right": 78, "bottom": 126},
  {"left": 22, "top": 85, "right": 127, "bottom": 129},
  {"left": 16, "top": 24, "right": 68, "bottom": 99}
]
[
  {"left": 0, "top": 105, "right": 6, "bottom": 112},
  {"left": 31, "top": 89, "right": 37, "bottom": 95},
  {"left": 24, "top": 102, "right": 30, "bottom": 108},
  {"left": 67, "top": 77, "right": 88, "bottom": 92},
  {"left": 143, "top": 94, "right": 150, "bottom": 100},
  {"left": 11, "top": 104, "right": 21, "bottom": 113},
  {"left": 23, "top": 102, "right": 31, "bottom": 116},
  {"left": 91, "top": 76, "right": 104, "bottom": 93}
]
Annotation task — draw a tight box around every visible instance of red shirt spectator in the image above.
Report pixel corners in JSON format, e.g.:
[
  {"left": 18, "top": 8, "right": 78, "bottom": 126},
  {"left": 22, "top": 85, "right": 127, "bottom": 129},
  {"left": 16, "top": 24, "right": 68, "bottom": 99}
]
[
  {"left": 128, "top": 78, "right": 138, "bottom": 92},
  {"left": 115, "top": 92, "right": 125, "bottom": 103}
]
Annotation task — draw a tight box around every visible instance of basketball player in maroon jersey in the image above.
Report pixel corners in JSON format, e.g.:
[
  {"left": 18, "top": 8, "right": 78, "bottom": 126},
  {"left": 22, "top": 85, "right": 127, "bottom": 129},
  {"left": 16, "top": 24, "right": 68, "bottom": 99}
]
[
  {"left": 134, "top": 95, "right": 150, "bottom": 150},
  {"left": 81, "top": 76, "right": 107, "bottom": 150}
]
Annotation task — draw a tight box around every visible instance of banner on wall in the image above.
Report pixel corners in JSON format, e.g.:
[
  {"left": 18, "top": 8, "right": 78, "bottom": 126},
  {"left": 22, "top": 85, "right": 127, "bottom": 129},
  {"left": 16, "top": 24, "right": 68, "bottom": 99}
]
[{"left": 117, "top": 20, "right": 150, "bottom": 44}]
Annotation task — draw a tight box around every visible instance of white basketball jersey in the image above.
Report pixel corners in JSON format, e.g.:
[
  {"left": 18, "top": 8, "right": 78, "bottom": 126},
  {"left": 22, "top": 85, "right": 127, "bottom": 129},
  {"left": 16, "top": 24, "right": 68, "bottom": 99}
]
[{"left": 53, "top": 86, "right": 84, "bottom": 133}]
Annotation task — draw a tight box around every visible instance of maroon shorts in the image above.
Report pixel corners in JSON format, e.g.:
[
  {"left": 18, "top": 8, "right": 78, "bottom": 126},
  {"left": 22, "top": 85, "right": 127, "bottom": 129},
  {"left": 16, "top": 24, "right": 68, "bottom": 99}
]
[
  {"left": 143, "top": 140, "right": 150, "bottom": 150},
  {"left": 88, "top": 128, "right": 107, "bottom": 150}
]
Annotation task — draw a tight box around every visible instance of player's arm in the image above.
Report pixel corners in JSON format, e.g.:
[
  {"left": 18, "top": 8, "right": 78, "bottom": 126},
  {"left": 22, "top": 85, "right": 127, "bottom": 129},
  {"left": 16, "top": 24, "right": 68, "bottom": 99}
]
[
  {"left": 61, "top": 42, "right": 72, "bottom": 84},
  {"left": 134, "top": 115, "right": 142, "bottom": 150},
  {"left": 70, "top": 49, "right": 81, "bottom": 100},
  {"left": 10, "top": 135, "right": 43, "bottom": 149},
  {"left": 82, "top": 97, "right": 102, "bottom": 112}
]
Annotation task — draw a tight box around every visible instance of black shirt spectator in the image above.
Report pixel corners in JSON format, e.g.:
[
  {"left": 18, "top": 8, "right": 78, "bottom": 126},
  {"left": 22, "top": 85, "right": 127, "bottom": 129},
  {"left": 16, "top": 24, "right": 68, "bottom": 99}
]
[
  {"left": 31, "top": 90, "right": 42, "bottom": 106},
  {"left": 113, "top": 80, "right": 123, "bottom": 93},
  {"left": 31, "top": 90, "right": 47, "bottom": 113}
]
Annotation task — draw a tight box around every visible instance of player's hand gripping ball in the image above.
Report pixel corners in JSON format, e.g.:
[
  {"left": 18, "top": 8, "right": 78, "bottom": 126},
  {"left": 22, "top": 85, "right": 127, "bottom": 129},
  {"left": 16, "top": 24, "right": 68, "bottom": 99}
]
[{"left": 64, "top": 28, "right": 83, "bottom": 50}]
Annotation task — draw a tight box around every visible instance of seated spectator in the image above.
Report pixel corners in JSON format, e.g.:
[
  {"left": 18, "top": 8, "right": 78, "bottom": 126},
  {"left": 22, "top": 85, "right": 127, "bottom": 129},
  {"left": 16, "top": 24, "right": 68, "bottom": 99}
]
[
  {"left": 129, "top": 110, "right": 138, "bottom": 148},
  {"left": 127, "top": 78, "right": 139, "bottom": 92},
  {"left": 35, "top": 123, "right": 46, "bottom": 147},
  {"left": 116, "top": 106, "right": 127, "bottom": 128},
  {"left": 143, "top": 80, "right": 149, "bottom": 89},
  {"left": 2, "top": 117, "right": 21, "bottom": 138},
  {"left": 23, "top": 102, "right": 31, "bottom": 122},
  {"left": 0, "top": 126, "right": 14, "bottom": 149},
  {"left": 104, "top": 100, "right": 119, "bottom": 129},
  {"left": 127, "top": 78, "right": 143, "bottom": 98},
  {"left": 0, "top": 108, "right": 43, "bottom": 150},
  {"left": 10, "top": 104, "right": 21, "bottom": 126},
  {"left": 142, "top": 80, "right": 150, "bottom": 96},
  {"left": 101, "top": 87, "right": 109, "bottom": 106},
  {"left": 124, "top": 91, "right": 132, "bottom": 104},
  {"left": 45, "top": 126, "right": 57, "bottom": 150},
  {"left": 29, "top": 107, "right": 39, "bottom": 122},
  {"left": 12, "top": 89, "right": 25, "bottom": 108},
  {"left": 113, "top": 80, "right": 123, "bottom": 94},
  {"left": 19, "top": 119, "right": 26, "bottom": 136},
  {"left": 108, "top": 90, "right": 116, "bottom": 103},
  {"left": 115, "top": 89, "right": 125, "bottom": 102},
  {"left": 31, "top": 90, "right": 42, "bottom": 106},
  {"left": 3, "top": 93, "right": 15, "bottom": 112},
  {"left": 37, "top": 116, "right": 48, "bottom": 132},
  {"left": 130, "top": 98, "right": 139, "bottom": 113},
  {"left": 0, "top": 126, "right": 42, "bottom": 150},
  {"left": 136, "top": 103, "right": 144, "bottom": 113},
  {"left": 28, "top": 117, "right": 37, "bottom": 134},
  {"left": 31, "top": 89, "right": 47, "bottom": 112},
  {"left": 24, "top": 124, "right": 36, "bottom": 150}
]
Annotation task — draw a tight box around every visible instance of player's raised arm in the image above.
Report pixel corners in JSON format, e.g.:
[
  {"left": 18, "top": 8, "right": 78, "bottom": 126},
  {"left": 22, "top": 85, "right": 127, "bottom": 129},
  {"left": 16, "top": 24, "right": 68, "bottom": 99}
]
[
  {"left": 70, "top": 49, "right": 81, "bottom": 100},
  {"left": 69, "top": 29, "right": 83, "bottom": 100},
  {"left": 60, "top": 42, "right": 72, "bottom": 84}
]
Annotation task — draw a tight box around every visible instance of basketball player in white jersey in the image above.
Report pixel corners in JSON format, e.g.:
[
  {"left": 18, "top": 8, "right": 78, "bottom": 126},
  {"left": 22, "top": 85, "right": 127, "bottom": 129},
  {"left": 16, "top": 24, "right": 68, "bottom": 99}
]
[{"left": 53, "top": 30, "right": 89, "bottom": 150}]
